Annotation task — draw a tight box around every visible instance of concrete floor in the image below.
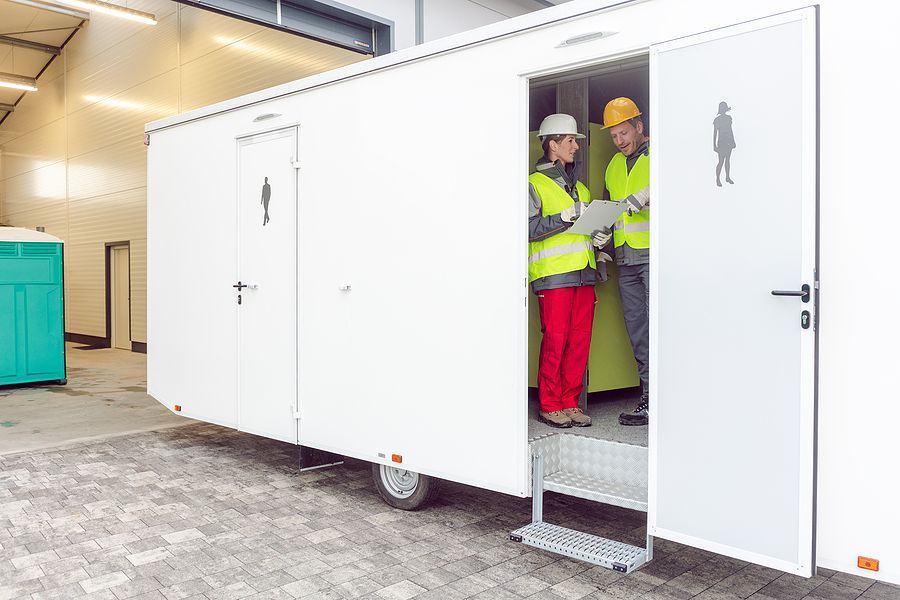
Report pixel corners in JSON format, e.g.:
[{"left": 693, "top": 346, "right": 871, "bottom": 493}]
[
  {"left": 0, "top": 349, "right": 897, "bottom": 600},
  {"left": 0, "top": 344, "right": 190, "bottom": 455}
]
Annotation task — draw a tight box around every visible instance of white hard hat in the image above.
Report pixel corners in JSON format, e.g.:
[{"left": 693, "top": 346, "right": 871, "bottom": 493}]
[{"left": 538, "top": 113, "right": 585, "bottom": 139}]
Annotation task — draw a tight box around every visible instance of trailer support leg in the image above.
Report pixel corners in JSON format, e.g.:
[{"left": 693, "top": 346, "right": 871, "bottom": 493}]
[{"left": 532, "top": 453, "right": 544, "bottom": 523}]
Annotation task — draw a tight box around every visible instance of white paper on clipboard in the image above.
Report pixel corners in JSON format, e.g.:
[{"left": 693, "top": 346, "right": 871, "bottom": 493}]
[{"left": 566, "top": 200, "right": 629, "bottom": 235}]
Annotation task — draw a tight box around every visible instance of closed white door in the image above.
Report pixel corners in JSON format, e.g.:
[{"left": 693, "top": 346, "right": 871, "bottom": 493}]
[
  {"left": 649, "top": 9, "right": 817, "bottom": 575},
  {"left": 236, "top": 128, "right": 299, "bottom": 443},
  {"left": 110, "top": 246, "right": 131, "bottom": 350}
]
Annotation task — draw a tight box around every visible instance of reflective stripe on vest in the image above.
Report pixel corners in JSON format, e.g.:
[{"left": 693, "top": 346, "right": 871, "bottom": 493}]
[
  {"left": 528, "top": 172, "right": 595, "bottom": 283},
  {"left": 605, "top": 152, "right": 650, "bottom": 249}
]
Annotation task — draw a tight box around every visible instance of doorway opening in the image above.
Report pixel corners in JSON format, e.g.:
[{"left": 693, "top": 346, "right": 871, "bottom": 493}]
[
  {"left": 106, "top": 242, "right": 131, "bottom": 351},
  {"left": 527, "top": 55, "right": 650, "bottom": 449}
]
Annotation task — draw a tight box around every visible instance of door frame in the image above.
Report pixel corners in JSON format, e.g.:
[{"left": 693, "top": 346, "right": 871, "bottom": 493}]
[
  {"left": 105, "top": 241, "right": 131, "bottom": 351},
  {"left": 646, "top": 8, "right": 819, "bottom": 575},
  {"left": 234, "top": 125, "right": 301, "bottom": 443}
]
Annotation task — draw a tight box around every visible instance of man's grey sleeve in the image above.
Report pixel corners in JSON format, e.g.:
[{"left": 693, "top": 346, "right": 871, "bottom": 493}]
[{"left": 529, "top": 182, "right": 571, "bottom": 243}]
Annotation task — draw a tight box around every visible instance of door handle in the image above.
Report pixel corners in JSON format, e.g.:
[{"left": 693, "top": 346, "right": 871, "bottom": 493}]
[
  {"left": 771, "top": 284, "right": 810, "bottom": 303},
  {"left": 233, "top": 281, "right": 248, "bottom": 290}
]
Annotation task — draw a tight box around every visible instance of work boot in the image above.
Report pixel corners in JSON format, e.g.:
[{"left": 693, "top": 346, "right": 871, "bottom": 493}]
[
  {"left": 562, "top": 407, "right": 592, "bottom": 427},
  {"left": 619, "top": 401, "right": 649, "bottom": 426},
  {"left": 539, "top": 410, "right": 572, "bottom": 428}
]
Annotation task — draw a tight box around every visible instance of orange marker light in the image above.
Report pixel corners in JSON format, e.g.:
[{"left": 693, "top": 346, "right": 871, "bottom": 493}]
[
  {"left": 174, "top": 405, "right": 181, "bottom": 412},
  {"left": 391, "top": 454, "right": 402, "bottom": 464},
  {"left": 857, "top": 556, "right": 879, "bottom": 572}
]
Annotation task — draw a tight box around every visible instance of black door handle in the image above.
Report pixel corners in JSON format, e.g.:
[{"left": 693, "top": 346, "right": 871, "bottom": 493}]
[
  {"left": 771, "top": 284, "right": 810, "bottom": 303},
  {"left": 233, "top": 281, "right": 248, "bottom": 290}
]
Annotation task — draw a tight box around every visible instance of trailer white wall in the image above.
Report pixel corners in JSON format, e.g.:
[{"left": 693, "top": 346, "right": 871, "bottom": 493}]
[
  {"left": 148, "top": 0, "right": 900, "bottom": 585},
  {"left": 814, "top": 0, "right": 900, "bottom": 584}
]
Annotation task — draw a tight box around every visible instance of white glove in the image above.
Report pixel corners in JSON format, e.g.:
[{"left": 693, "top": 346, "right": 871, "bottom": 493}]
[
  {"left": 596, "top": 251, "right": 613, "bottom": 263},
  {"left": 624, "top": 187, "right": 650, "bottom": 215},
  {"left": 591, "top": 227, "right": 612, "bottom": 248},
  {"left": 559, "top": 202, "right": 588, "bottom": 223}
]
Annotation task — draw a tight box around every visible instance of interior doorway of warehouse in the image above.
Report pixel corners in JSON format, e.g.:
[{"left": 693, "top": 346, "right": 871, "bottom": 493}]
[
  {"left": 526, "top": 56, "right": 651, "bottom": 449},
  {"left": 106, "top": 243, "right": 131, "bottom": 350}
]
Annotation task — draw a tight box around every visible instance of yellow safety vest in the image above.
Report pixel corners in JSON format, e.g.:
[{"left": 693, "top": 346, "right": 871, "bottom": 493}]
[
  {"left": 528, "top": 172, "right": 595, "bottom": 283},
  {"left": 605, "top": 152, "right": 650, "bottom": 249}
]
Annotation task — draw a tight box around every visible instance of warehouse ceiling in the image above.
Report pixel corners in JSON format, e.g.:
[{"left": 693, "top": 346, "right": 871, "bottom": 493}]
[{"left": 0, "top": 0, "right": 85, "bottom": 123}]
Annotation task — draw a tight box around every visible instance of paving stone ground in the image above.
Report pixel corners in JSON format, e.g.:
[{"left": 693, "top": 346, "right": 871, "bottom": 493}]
[
  {"left": 1, "top": 423, "right": 897, "bottom": 600},
  {"left": 0, "top": 349, "right": 896, "bottom": 600}
]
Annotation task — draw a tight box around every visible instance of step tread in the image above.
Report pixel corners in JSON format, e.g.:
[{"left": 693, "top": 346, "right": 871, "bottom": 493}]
[
  {"left": 544, "top": 470, "right": 648, "bottom": 512},
  {"left": 510, "top": 521, "right": 646, "bottom": 573}
]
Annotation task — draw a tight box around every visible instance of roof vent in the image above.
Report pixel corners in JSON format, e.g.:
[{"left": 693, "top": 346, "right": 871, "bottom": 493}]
[
  {"left": 558, "top": 31, "right": 616, "bottom": 47},
  {"left": 253, "top": 113, "right": 282, "bottom": 122}
]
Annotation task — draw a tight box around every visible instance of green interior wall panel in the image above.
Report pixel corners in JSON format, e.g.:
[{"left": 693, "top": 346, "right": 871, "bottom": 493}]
[
  {"left": 527, "top": 125, "right": 639, "bottom": 392},
  {"left": 0, "top": 241, "right": 66, "bottom": 386}
]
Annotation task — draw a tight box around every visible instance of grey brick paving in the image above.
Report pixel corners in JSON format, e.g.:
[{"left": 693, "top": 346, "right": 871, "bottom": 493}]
[{"left": 0, "top": 422, "right": 898, "bottom": 600}]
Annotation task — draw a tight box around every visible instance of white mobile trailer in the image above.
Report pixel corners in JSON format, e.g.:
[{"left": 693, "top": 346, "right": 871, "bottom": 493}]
[{"left": 146, "top": 0, "right": 900, "bottom": 586}]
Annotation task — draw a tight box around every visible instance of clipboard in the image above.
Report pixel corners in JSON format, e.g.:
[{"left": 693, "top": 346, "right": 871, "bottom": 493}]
[{"left": 566, "top": 200, "right": 628, "bottom": 235}]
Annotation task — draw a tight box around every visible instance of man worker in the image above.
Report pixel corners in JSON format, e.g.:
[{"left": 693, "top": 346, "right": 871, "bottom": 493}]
[
  {"left": 528, "top": 114, "right": 608, "bottom": 428},
  {"left": 601, "top": 97, "right": 652, "bottom": 426}
]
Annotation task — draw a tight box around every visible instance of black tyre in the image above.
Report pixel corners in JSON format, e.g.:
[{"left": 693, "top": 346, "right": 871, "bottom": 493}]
[{"left": 371, "top": 463, "right": 440, "bottom": 510}]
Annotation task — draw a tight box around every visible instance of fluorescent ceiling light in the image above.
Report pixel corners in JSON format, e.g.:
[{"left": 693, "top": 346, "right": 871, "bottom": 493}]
[
  {"left": 9, "top": 0, "right": 89, "bottom": 20},
  {"left": 0, "top": 72, "right": 38, "bottom": 92},
  {"left": 56, "top": 0, "right": 157, "bottom": 24}
]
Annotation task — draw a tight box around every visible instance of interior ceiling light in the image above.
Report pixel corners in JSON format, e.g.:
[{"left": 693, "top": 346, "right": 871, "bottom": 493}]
[
  {"left": 0, "top": 72, "right": 38, "bottom": 92},
  {"left": 56, "top": 0, "right": 157, "bottom": 25}
]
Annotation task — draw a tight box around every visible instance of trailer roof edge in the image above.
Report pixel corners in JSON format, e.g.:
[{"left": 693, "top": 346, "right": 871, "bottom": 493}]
[{"left": 144, "top": 0, "right": 646, "bottom": 134}]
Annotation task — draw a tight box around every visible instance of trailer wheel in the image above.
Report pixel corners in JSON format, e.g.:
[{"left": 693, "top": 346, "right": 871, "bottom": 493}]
[{"left": 371, "top": 463, "right": 440, "bottom": 510}]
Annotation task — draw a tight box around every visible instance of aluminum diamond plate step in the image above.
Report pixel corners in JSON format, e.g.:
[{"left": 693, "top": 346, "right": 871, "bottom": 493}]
[
  {"left": 529, "top": 433, "right": 648, "bottom": 511},
  {"left": 544, "top": 470, "right": 647, "bottom": 512},
  {"left": 510, "top": 522, "right": 647, "bottom": 573}
]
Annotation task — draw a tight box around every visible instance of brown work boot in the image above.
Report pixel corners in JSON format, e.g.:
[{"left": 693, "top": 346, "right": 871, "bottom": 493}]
[
  {"left": 539, "top": 410, "right": 572, "bottom": 428},
  {"left": 562, "top": 407, "right": 592, "bottom": 427}
]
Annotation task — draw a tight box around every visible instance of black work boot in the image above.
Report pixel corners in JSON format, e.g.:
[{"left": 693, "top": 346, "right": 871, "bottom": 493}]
[{"left": 619, "top": 401, "right": 649, "bottom": 426}]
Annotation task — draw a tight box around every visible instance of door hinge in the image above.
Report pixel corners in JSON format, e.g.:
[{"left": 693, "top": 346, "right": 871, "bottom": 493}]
[
  {"left": 291, "top": 160, "right": 301, "bottom": 169},
  {"left": 293, "top": 411, "right": 301, "bottom": 419}
]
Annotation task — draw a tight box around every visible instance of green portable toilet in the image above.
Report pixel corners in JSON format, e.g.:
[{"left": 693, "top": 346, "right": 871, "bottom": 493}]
[{"left": 0, "top": 227, "right": 66, "bottom": 386}]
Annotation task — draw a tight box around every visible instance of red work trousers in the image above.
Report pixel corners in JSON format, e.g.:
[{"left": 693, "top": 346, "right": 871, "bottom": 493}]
[{"left": 537, "top": 286, "right": 596, "bottom": 412}]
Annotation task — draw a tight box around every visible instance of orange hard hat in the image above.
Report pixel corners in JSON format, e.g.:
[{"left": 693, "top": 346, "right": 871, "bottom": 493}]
[{"left": 602, "top": 97, "right": 642, "bottom": 129}]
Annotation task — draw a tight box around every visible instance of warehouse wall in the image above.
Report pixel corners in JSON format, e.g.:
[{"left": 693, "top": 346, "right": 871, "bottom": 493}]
[{"left": 0, "top": 0, "right": 369, "bottom": 347}]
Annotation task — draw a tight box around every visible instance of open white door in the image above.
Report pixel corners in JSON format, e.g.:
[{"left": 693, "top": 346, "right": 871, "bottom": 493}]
[
  {"left": 237, "top": 127, "right": 299, "bottom": 444},
  {"left": 649, "top": 9, "right": 817, "bottom": 575}
]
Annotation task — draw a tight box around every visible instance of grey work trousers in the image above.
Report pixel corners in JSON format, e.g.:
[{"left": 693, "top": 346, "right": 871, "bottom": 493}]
[{"left": 618, "top": 263, "right": 650, "bottom": 402}]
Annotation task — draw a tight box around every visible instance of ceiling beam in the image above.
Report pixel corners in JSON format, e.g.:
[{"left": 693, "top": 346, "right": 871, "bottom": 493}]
[
  {"left": 8, "top": 0, "right": 89, "bottom": 20},
  {"left": 0, "top": 35, "right": 62, "bottom": 55}
]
